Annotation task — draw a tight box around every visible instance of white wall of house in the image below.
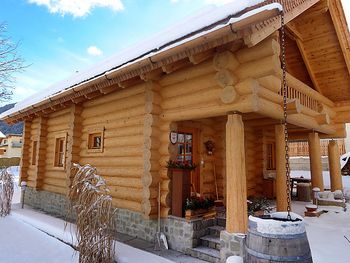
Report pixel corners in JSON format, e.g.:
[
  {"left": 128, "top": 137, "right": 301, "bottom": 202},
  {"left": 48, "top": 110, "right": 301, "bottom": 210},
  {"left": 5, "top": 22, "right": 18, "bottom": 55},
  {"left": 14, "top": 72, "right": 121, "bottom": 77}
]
[{"left": 0, "top": 135, "right": 22, "bottom": 158}]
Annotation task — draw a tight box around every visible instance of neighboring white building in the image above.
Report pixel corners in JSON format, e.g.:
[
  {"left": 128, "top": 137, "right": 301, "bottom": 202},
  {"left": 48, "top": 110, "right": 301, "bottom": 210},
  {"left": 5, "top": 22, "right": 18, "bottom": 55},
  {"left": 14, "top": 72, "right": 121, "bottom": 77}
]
[{"left": 0, "top": 134, "right": 23, "bottom": 158}]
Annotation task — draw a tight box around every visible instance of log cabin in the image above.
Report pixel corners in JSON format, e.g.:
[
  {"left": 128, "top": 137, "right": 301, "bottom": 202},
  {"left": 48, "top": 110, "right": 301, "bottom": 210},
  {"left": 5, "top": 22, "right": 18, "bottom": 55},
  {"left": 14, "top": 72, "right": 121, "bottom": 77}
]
[{"left": 1, "top": 0, "right": 350, "bottom": 262}]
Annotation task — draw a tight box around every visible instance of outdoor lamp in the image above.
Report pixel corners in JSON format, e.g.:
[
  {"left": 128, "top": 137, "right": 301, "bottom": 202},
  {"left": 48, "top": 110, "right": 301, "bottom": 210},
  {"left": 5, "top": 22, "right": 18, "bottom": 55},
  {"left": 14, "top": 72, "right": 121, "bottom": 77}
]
[{"left": 20, "top": 181, "right": 27, "bottom": 209}]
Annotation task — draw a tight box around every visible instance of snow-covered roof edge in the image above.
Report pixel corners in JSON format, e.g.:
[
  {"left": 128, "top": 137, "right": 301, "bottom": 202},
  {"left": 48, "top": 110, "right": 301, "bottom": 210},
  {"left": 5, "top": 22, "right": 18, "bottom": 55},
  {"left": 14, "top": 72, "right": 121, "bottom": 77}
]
[{"left": 0, "top": 1, "right": 283, "bottom": 120}]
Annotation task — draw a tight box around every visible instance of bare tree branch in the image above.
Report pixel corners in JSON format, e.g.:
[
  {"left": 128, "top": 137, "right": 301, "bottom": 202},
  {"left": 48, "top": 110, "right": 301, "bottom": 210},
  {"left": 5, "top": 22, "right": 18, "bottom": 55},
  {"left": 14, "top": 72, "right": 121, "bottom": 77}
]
[{"left": 0, "top": 22, "right": 29, "bottom": 102}]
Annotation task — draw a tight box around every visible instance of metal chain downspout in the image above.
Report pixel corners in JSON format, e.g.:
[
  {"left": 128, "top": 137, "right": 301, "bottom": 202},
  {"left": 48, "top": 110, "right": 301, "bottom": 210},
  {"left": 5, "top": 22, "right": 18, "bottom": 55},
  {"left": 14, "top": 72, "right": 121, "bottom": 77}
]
[{"left": 280, "top": 10, "right": 292, "bottom": 220}]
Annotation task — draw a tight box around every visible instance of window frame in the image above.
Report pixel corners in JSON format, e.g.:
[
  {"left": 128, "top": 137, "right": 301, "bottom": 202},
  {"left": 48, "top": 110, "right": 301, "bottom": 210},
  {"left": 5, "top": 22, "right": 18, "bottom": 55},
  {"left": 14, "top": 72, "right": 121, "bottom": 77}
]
[
  {"left": 87, "top": 127, "right": 104, "bottom": 153},
  {"left": 266, "top": 142, "right": 276, "bottom": 170},
  {"left": 53, "top": 132, "right": 67, "bottom": 169}
]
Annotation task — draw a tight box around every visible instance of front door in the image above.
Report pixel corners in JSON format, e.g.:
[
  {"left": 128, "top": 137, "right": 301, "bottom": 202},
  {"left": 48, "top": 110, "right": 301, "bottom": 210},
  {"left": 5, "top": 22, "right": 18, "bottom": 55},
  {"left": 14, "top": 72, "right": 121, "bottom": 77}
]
[{"left": 176, "top": 128, "right": 200, "bottom": 194}]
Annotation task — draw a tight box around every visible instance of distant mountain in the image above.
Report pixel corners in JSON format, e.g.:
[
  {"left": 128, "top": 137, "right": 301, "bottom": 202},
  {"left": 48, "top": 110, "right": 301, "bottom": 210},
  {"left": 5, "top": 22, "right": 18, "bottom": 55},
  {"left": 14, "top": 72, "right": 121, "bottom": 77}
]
[{"left": 0, "top": 103, "right": 23, "bottom": 135}]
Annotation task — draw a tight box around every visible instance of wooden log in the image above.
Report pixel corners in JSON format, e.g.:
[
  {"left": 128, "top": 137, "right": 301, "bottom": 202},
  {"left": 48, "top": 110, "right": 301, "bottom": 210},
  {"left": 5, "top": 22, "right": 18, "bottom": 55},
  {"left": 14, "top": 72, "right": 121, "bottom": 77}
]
[
  {"left": 83, "top": 82, "right": 145, "bottom": 108},
  {"left": 82, "top": 105, "right": 145, "bottom": 125},
  {"left": 286, "top": 99, "right": 302, "bottom": 114},
  {"left": 220, "top": 86, "right": 238, "bottom": 104},
  {"left": 110, "top": 186, "right": 143, "bottom": 202},
  {"left": 81, "top": 93, "right": 145, "bottom": 118},
  {"left": 226, "top": 113, "right": 247, "bottom": 233},
  {"left": 161, "top": 94, "right": 259, "bottom": 121},
  {"left": 97, "top": 167, "right": 143, "bottom": 177},
  {"left": 315, "top": 114, "right": 331, "bottom": 125},
  {"left": 111, "top": 198, "right": 142, "bottom": 212},
  {"left": 318, "top": 103, "right": 336, "bottom": 118},
  {"left": 308, "top": 132, "right": 324, "bottom": 191},
  {"left": 161, "top": 73, "right": 217, "bottom": 99},
  {"left": 189, "top": 49, "right": 214, "bottom": 64},
  {"left": 275, "top": 124, "right": 289, "bottom": 212},
  {"left": 215, "top": 69, "right": 239, "bottom": 88},
  {"left": 235, "top": 55, "right": 280, "bottom": 80},
  {"left": 328, "top": 140, "right": 343, "bottom": 191},
  {"left": 159, "top": 60, "right": 214, "bottom": 87},
  {"left": 235, "top": 78, "right": 259, "bottom": 95},
  {"left": 161, "top": 87, "right": 220, "bottom": 110},
  {"left": 213, "top": 51, "right": 240, "bottom": 71},
  {"left": 79, "top": 157, "right": 144, "bottom": 167},
  {"left": 236, "top": 38, "right": 280, "bottom": 63},
  {"left": 258, "top": 75, "right": 281, "bottom": 93}
]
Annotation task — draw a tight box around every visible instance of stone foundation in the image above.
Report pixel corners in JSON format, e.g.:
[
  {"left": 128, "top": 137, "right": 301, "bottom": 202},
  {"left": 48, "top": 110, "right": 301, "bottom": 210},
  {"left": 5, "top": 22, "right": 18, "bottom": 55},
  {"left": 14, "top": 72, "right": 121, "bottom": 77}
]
[
  {"left": 220, "top": 231, "right": 245, "bottom": 263},
  {"left": 23, "top": 187, "right": 213, "bottom": 254}
]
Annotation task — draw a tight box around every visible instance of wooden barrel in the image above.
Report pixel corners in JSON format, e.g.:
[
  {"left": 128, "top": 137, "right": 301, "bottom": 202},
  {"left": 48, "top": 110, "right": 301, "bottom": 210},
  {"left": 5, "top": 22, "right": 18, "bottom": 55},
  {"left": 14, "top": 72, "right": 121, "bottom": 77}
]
[{"left": 245, "top": 212, "right": 313, "bottom": 263}]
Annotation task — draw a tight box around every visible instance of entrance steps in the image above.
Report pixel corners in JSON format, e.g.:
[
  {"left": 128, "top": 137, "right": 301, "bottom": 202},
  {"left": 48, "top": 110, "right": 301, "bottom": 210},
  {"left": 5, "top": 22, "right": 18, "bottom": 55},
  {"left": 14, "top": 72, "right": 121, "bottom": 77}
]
[{"left": 187, "top": 217, "right": 226, "bottom": 263}]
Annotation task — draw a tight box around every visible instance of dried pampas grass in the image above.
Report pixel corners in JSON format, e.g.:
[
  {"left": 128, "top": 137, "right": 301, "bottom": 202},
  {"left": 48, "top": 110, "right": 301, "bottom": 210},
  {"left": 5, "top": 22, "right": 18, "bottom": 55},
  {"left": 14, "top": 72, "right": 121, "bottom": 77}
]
[
  {"left": 68, "top": 163, "right": 116, "bottom": 263},
  {"left": 0, "top": 168, "right": 14, "bottom": 217}
]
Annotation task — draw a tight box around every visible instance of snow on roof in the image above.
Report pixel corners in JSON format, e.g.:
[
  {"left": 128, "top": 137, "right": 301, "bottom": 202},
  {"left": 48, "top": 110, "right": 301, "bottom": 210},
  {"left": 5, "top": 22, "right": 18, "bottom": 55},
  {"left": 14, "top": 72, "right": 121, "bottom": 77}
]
[{"left": 1, "top": 0, "right": 282, "bottom": 119}]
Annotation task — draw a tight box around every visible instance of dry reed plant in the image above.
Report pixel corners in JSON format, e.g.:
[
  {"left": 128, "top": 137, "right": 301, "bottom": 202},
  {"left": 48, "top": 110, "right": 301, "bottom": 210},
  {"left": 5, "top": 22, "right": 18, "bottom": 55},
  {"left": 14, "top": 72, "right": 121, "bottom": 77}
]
[
  {"left": 0, "top": 168, "right": 14, "bottom": 217},
  {"left": 68, "top": 163, "right": 116, "bottom": 263}
]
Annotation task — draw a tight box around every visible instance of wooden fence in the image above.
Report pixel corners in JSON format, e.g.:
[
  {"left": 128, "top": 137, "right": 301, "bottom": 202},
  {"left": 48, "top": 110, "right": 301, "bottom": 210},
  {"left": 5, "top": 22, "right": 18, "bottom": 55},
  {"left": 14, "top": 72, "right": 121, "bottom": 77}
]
[{"left": 289, "top": 139, "right": 346, "bottom": 157}]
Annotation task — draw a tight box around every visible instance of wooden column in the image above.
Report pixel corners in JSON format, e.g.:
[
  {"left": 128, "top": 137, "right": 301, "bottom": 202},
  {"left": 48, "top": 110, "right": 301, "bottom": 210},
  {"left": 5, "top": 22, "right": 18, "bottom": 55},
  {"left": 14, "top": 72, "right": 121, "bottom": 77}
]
[
  {"left": 19, "top": 120, "right": 32, "bottom": 184},
  {"left": 65, "top": 104, "right": 83, "bottom": 190},
  {"left": 225, "top": 113, "right": 247, "bottom": 233},
  {"left": 34, "top": 116, "right": 47, "bottom": 190},
  {"left": 328, "top": 140, "right": 343, "bottom": 191},
  {"left": 308, "top": 132, "right": 324, "bottom": 191},
  {"left": 275, "top": 124, "right": 289, "bottom": 211}
]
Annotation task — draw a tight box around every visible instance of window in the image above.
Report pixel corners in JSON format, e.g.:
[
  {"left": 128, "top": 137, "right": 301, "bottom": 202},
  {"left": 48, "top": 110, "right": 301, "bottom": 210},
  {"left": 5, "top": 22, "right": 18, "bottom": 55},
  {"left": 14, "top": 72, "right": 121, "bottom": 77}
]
[
  {"left": 32, "top": 141, "right": 38, "bottom": 165},
  {"left": 87, "top": 127, "right": 104, "bottom": 153},
  {"left": 176, "top": 132, "right": 193, "bottom": 163},
  {"left": 88, "top": 133, "right": 102, "bottom": 149},
  {"left": 54, "top": 137, "right": 65, "bottom": 167},
  {"left": 266, "top": 143, "right": 276, "bottom": 170}
]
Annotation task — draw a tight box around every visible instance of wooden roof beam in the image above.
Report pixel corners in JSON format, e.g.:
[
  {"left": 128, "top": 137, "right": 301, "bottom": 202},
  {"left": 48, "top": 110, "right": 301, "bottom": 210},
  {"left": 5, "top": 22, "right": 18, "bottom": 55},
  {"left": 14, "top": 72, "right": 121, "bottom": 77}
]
[
  {"left": 118, "top": 76, "right": 142, "bottom": 89},
  {"left": 328, "top": 0, "right": 350, "bottom": 75},
  {"left": 244, "top": 0, "right": 320, "bottom": 47},
  {"left": 84, "top": 91, "right": 101, "bottom": 99},
  {"left": 286, "top": 21, "right": 303, "bottom": 41},
  {"left": 71, "top": 96, "right": 85, "bottom": 104},
  {"left": 294, "top": 38, "right": 322, "bottom": 93},
  {"left": 161, "top": 58, "right": 190, "bottom": 74},
  {"left": 140, "top": 68, "right": 163, "bottom": 81},
  {"left": 189, "top": 49, "right": 214, "bottom": 65}
]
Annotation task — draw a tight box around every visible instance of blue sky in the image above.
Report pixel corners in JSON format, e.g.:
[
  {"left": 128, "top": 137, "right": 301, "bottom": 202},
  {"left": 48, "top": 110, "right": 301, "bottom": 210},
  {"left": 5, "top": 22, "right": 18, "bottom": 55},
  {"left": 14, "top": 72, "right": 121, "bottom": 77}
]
[{"left": 1, "top": 0, "right": 349, "bottom": 104}]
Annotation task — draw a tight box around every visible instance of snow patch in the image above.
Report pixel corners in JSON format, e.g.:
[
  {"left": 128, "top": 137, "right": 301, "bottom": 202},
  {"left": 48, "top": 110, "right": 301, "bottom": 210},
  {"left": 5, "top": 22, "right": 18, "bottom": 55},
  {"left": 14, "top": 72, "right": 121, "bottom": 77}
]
[
  {"left": 249, "top": 212, "right": 305, "bottom": 235},
  {"left": 0, "top": 1, "right": 282, "bottom": 119}
]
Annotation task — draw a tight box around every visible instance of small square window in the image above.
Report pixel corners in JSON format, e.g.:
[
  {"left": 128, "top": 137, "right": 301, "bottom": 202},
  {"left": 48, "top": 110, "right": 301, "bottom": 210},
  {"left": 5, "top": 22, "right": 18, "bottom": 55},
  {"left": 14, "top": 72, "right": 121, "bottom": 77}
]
[{"left": 88, "top": 132, "right": 104, "bottom": 153}]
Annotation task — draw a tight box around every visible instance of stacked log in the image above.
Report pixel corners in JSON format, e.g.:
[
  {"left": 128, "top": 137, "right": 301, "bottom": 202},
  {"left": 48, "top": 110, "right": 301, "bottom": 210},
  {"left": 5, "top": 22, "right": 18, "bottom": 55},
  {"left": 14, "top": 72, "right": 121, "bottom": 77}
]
[
  {"left": 79, "top": 86, "right": 146, "bottom": 214},
  {"left": 19, "top": 120, "right": 32, "bottom": 184},
  {"left": 42, "top": 109, "right": 70, "bottom": 195},
  {"left": 26, "top": 118, "right": 40, "bottom": 188}
]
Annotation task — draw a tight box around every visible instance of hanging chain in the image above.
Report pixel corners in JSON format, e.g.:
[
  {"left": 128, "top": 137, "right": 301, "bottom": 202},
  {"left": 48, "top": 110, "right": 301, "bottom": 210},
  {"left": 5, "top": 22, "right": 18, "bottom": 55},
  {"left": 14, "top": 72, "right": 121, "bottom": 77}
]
[{"left": 280, "top": 10, "right": 292, "bottom": 220}]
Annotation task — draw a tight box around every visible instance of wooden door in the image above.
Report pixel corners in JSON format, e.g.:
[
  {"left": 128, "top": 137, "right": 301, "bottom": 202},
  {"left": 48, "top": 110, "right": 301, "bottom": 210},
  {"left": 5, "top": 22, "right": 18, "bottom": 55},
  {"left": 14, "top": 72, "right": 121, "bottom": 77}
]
[{"left": 176, "top": 128, "right": 200, "bottom": 194}]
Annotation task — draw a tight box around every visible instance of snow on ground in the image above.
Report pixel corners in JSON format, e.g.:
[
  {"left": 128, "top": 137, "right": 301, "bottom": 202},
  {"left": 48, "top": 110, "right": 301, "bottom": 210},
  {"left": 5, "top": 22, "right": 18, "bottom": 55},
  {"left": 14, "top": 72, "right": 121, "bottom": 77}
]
[
  {"left": 292, "top": 202, "right": 350, "bottom": 263},
  {"left": 0, "top": 205, "right": 173, "bottom": 263}
]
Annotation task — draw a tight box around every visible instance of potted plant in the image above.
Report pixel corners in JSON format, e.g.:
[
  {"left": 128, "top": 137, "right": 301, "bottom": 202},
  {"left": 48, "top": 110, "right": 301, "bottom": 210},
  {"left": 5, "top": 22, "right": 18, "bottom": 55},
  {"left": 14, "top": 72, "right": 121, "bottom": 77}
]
[
  {"left": 184, "top": 196, "right": 215, "bottom": 220},
  {"left": 247, "top": 197, "right": 272, "bottom": 217},
  {"left": 167, "top": 160, "right": 196, "bottom": 217}
]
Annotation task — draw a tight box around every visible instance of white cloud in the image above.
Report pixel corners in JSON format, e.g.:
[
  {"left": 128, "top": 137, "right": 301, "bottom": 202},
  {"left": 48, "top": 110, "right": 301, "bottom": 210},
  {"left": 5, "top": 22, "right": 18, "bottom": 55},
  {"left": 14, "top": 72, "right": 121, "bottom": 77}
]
[
  {"left": 87, "top": 46, "right": 103, "bottom": 56},
  {"left": 28, "top": 0, "right": 124, "bottom": 17}
]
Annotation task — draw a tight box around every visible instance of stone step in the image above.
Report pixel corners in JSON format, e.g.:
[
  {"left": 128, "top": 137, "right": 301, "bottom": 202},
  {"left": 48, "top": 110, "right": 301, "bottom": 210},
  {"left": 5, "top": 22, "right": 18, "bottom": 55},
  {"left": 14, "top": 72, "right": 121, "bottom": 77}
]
[
  {"left": 208, "top": 225, "right": 225, "bottom": 237},
  {"left": 200, "top": 235, "right": 221, "bottom": 250},
  {"left": 189, "top": 246, "right": 220, "bottom": 263},
  {"left": 216, "top": 216, "right": 226, "bottom": 227}
]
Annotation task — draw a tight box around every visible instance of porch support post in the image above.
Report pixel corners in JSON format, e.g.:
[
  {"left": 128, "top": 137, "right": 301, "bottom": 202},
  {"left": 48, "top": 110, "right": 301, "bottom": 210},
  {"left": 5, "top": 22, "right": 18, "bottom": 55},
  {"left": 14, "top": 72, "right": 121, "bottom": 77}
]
[
  {"left": 225, "top": 112, "right": 247, "bottom": 233},
  {"left": 275, "top": 124, "right": 289, "bottom": 211},
  {"left": 328, "top": 140, "right": 343, "bottom": 191},
  {"left": 308, "top": 132, "right": 324, "bottom": 191}
]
